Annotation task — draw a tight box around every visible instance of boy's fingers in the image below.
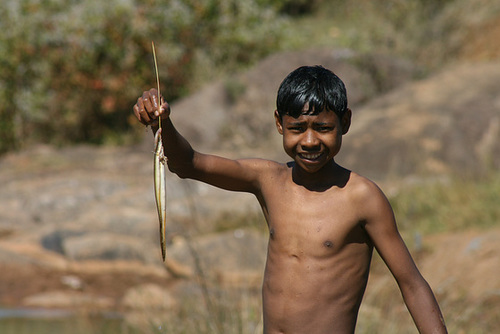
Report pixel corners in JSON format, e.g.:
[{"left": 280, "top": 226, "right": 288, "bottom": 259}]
[
  {"left": 147, "top": 88, "right": 171, "bottom": 119},
  {"left": 151, "top": 94, "right": 161, "bottom": 117},
  {"left": 132, "top": 103, "right": 141, "bottom": 123},
  {"left": 160, "top": 102, "right": 171, "bottom": 119},
  {"left": 133, "top": 103, "right": 149, "bottom": 125},
  {"left": 149, "top": 88, "right": 159, "bottom": 97},
  {"left": 135, "top": 95, "right": 155, "bottom": 125},
  {"left": 148, "top": 88, "right": 164, "bottom": 117},
  {"left": 133, "top": 89, "right": 169, "bottom": 126},
  {"left": 142, "top": 91, "right": 155, "bottom": 115}
]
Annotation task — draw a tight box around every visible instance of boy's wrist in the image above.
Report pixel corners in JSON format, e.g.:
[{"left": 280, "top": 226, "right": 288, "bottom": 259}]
[
  {"left": 151, "top": 124, "right": 160, "bottom": 133},
  {"left": 151, "top": 117, "right": 170, "bottom": 133}
]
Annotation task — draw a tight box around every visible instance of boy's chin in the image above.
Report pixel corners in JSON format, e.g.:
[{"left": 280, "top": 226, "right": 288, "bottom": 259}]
[{"left": 294, "top": 160, "right": 328, "bottom": 174}]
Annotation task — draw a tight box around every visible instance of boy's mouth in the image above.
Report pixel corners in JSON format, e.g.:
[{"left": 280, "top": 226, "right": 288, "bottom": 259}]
[{"left": 298, "top": 152, "right": 323, "bottom": 161}]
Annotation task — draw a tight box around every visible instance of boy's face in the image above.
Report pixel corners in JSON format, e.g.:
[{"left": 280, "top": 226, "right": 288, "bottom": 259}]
[{"left": 275, "top": 106, "right": 351, "bottom": 174}]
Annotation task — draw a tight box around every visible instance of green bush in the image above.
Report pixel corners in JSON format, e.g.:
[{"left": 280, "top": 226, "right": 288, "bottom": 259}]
[
  {"left": 0, "top": 0, "right": 480, "bottom": 153},
  {"left": 0, "top": 0, "right": 289, "bottom": 153}
]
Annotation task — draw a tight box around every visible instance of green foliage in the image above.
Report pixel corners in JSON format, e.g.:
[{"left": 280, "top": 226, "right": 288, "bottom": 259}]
[
  {"left": 0, "top": 0, "right": 289, "bottom": 152},
  {"left": 0, "top": 0, "right": 488, "bottom": 153},
  {"left": 281, "top": 0, "right": 465, "bottom": 68},
  {"left": 263, "top": 0, "right": 324, "bottom": 15}
]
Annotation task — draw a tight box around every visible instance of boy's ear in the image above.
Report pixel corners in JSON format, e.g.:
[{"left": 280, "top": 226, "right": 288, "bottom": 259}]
[
  {"left": 341, "top": 108, "right": 352, "bottom": 135},
  {"left": 274, "top": 110, "right": 284, "bottom": 135}
]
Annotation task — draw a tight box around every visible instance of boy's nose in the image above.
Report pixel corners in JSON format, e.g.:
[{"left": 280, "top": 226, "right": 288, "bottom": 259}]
[{"left": 301, "top": 129, "right": 320, "bottom": 149}]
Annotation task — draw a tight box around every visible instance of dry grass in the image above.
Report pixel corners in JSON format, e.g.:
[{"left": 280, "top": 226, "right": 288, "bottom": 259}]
[{"left": 390, "top": 173, "right": 500, "bottom": 235}]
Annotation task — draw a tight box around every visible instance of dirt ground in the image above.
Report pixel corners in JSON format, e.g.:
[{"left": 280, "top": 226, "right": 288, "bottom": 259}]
[
  {"left": 0, "top": 259, "right": 171, "bottom": 310},
  {"left": 2, "top": 225, "right": 500, "bottom": 331}
]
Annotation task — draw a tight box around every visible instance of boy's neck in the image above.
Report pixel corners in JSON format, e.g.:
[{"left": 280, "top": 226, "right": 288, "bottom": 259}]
[{"left": 290, "top": 160, "right": 350, "bottom": 191}]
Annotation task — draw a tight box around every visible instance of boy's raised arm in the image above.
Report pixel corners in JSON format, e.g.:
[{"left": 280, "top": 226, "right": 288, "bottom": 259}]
[
  {"left": 360, "top": 181, "right": 448, "bottom": 334},
  {"left": 133, "top": 89, "right": 263, "bottom": 194}
]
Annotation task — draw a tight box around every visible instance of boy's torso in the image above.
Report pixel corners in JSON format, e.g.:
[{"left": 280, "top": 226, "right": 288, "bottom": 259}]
[{"left": 256, "top": 162, "right": 374, "bottom": 334}]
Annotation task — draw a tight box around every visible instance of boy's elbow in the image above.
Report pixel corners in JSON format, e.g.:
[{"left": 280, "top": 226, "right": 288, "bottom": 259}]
[
  {"left": 399, "top": 275, "right": 432, "bottom": 299},
  {"left": 167, "top": 162, "right": 195, "bottom": 179},
  {"left": 166, "top": 150, "right": 197, "bottom": 179}
]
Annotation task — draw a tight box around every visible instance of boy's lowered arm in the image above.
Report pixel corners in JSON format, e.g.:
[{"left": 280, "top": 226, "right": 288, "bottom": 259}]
[
  {"left": 133, "top": 89, "right": 263, "bottom": 194},
  {"left": 360, "top": 181, "right": 448, "bottom": 334}
]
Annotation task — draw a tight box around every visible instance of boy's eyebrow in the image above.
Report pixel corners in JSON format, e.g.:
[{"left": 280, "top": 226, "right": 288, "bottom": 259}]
[
  {"left": 313, "top": 122, "right": 334, "bottom": 126},
  {"left": 286, "top": 121, "right": 335, "bottom": 126},
  {"left": 287, "top": 120, "right": 306, "bottom": 126}
]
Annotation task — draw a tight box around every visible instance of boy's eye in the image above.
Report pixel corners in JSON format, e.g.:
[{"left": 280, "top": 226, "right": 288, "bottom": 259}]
[
  {"left": 287, "top": 126, "right": 305, "bottom": 132},
  {"left": 316, "top": 126, "right": 334, "bottom": 132}
]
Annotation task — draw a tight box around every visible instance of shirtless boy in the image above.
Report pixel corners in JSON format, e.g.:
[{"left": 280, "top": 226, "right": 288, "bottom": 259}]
[{"left": 133, "top": 65, "right": 447, "bottom": 334}]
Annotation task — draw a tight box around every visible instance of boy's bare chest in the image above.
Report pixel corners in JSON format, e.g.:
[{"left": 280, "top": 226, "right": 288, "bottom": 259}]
[{"left": 261, "top": 180, "right": 365, "bottom": 253}]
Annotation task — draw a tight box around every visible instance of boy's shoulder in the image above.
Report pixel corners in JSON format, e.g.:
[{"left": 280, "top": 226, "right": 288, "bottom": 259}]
[
  {"left": 344, "top": 171, "right": 387, "bottom": 204},
  {"left": 240, "top": 158, "right": 288, "bottom": 172},
  {"left": 344, "top": 171, "right": 393, "bottom": 221},
  {"left": 237, "top": 157, "right": 289, "bottom": 180}
]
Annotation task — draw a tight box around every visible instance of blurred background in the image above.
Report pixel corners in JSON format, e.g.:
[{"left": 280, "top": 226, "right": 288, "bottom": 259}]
[{"left": 1, "top": 0, "right": 499, "bottom": 333}]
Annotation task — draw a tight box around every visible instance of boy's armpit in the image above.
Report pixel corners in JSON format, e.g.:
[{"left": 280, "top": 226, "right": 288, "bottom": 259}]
[
  {"left": 346, "top": 175, "right": 393, "bottom": 223},
  {"left": 350, "top": 177, "right": 401, "bottom": 245},
  {"left": 355, "top": 177, "right": 423, "bottom": 279}
]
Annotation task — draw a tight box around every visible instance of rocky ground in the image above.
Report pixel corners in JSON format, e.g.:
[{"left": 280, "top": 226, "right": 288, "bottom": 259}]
[{"left": 1, "top": 46, "right": 500, "bottom": 332}]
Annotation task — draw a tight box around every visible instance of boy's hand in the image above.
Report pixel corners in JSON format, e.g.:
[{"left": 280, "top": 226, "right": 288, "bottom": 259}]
[{"left": 133, "top": 88, "right": 171, "bottom": 127}]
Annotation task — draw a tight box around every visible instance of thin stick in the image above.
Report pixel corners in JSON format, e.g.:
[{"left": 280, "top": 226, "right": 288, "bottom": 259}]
[{"left": 152, "top": 41, "right": 162, "bottom": 130}]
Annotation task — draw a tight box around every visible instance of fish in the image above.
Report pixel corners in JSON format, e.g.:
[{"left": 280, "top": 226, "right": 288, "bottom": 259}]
[
  {"left": 154, "top": 127, "right": 167, "bottom": 261},
  {"left": 152, "top": 41, "right": 167, "bottom": 261}
]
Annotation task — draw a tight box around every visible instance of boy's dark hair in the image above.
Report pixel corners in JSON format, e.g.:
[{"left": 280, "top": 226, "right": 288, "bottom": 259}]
[{"left": 276, "top": 65, "right": 348, "bottom": 120}]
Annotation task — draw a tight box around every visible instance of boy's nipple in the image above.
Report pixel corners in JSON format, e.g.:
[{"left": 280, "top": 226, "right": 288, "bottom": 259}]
[{"left": 324, "top": 240, "right": 334, "bottom": 248}]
